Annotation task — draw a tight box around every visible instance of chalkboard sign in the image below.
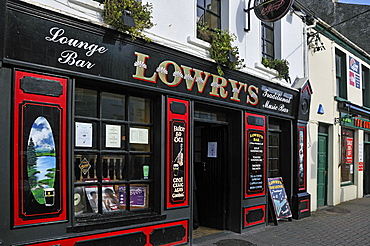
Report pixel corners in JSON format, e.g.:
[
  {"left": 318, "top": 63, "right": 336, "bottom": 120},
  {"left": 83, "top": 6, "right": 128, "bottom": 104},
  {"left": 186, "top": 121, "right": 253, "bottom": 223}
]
[
  {"left": 268, "top": 177, "right": 292, "bottom": 220},
  {"left": 247, "top": 131, "right": 265, "bottom": 194}
]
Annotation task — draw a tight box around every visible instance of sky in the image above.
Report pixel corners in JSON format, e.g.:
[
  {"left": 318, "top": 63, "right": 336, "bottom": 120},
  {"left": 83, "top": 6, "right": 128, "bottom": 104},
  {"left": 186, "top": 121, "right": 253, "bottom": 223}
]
[{"left": 338, "top": 0, "right": 370, "bottom": 5}]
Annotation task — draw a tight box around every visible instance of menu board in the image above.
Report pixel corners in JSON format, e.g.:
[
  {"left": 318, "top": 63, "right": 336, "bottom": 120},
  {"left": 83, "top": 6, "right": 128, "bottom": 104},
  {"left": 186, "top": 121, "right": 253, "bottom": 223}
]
[
  {"left": 268, "top": 177, "right": 292, "bottom": 220},
  {"left": 247, "top": 130, "right": 265, "bottom": 195}
]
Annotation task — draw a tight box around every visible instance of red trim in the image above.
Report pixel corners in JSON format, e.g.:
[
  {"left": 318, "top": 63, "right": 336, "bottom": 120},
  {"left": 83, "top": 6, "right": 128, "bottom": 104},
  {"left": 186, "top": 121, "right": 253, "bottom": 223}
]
[
  {"left": 298, "top": 126, "right": 307, "bottom": 191},
  {"left": 13, "top": 71, "right": 67, "bottom": 226},
  {"left": 166, "top": 97, "right": 189, "bottom": 209},
  {"left": 243, "top": 205, "right": 266, "bottom": 228},
  {"left": 244, "top": 112, "right": 266, "bottom": 198},
  {"left": 25, "top": 220, "right": 189, "bottom": 246},
  {"left": 300, "top": 199, "right": 310, "bottom": 213}
]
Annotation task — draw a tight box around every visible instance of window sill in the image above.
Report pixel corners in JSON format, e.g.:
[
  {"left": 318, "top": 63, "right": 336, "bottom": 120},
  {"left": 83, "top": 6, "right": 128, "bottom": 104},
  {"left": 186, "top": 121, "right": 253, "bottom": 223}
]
[
  {"left": 187, "top": 36, "right": 210, "bottom": 50},
  {"left": 254, "top": 62, "right": 279, "bottom": 77},
  {"left": 68, "top": 0, "right": 104, "bottom": 11},
  {"left": 68, "top": 211, "right": 166, "bottom": 233},
  {"left": 340, "top": 181, "right": 354, "bottom": 187}
]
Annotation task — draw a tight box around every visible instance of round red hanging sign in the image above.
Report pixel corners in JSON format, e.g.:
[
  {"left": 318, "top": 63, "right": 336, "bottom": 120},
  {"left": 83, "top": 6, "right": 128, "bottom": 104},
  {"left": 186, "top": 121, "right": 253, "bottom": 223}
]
[{"left": 254, "top": 0, "right": 294, "bottom": 22}]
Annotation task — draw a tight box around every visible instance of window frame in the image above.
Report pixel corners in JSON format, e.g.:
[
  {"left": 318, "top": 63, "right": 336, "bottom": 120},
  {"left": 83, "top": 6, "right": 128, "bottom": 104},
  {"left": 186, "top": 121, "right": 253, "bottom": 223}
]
[
  {"left": 340, "top": 128, "right": 354, "bottom": 186},
  {"left": 261, "top": 21, "right": 275, "bottom": 60},
  {"left": 335, "top": 49, "right": 348, "bottom": 100},
  {"left": 72, "top": 84, "right": 160, "bottom": 226},
  {"left": 362, "top": 65, "right": 370, "bottom": 108}
]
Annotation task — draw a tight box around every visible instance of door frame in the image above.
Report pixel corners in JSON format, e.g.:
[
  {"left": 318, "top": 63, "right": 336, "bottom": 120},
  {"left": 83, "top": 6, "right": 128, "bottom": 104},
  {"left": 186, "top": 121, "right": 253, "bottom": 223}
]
[{"left": 317, "top": 132, "right": 328, "bottom": 207}]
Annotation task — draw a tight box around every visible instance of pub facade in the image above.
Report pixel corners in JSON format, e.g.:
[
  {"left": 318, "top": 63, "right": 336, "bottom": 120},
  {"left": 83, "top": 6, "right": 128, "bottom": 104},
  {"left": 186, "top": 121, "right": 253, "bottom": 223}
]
[{"left": 0, "top": 0, "right": 313, "bottom": 245}]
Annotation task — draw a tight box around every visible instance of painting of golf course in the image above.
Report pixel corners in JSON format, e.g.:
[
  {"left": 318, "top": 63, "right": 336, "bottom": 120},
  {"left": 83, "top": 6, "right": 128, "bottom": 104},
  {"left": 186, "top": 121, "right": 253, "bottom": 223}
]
[{"left": 27, "top": 116, "right": 56, "bottom": 205}]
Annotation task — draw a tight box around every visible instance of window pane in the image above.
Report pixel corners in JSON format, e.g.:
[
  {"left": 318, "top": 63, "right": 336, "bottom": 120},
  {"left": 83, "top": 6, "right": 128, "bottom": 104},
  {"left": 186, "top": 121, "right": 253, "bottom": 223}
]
[
  {"left": 265, "top": 42, "right": 274, "bottom": 58},
  {"left": 265, "top": 29, "right": 274, "bottom": 42},
  {"left": 103, "top": 124, "right": 126, "bottom": 150},
  {"left": 205, "top": 12, "right": 220, "bottom": 29},
  {"left": 130, "top": 126, "right": 150, "bottom": 152},
  {"left": 102, "top": 155, "right": 126, "bottom": 181},
  {"left": 75, "top": 88, "right": 97, "bottom": 117},
  {"left": 74, "top": 186, "right": 96, "bottom": 215},
  {"left": 103, "top": 186, "right": 122, "bottom": 213},
  {"left": 129, "top": 97, "right": 151, "bottom": 123},
  {"left": 101, "top": 92, "right": 125, "bottom": 120},
  {"left": 197, "top": 7, "right": 205, "bottom": 24},
  {"left": 197, "top": 0, "right": 205, "bottom": 8},
  {"left": 130, "top": 155, "right": 151, "bottom": 180},
  {"left": 341, "top": 130, "right": 354, "bottom": 183},
  {"left": 206, "top": 0, "right": 220, "bottom": 15},
  {"left": 74, "top": 154, "right": 98, "bottom": 182}
]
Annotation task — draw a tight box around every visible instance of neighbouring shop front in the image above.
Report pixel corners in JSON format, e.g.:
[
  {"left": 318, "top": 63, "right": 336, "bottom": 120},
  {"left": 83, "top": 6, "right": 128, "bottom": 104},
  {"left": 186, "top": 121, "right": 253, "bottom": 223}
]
[{"left": 0, "top": 1, "right": 311, "bottom": 245}]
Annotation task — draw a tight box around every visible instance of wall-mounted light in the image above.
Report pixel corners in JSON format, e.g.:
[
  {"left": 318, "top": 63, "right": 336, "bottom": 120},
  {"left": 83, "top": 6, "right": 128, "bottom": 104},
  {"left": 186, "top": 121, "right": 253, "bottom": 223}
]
[
  {"left": 317, "top": 104, "right": 324, "bottom": 114},
  {"left": 122, "top": 10, "right": 136, "bottom": 28}
]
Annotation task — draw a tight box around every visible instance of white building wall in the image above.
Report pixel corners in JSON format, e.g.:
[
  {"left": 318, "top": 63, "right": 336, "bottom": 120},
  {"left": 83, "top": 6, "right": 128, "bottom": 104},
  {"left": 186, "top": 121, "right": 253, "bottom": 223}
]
[
  {"left": 21, "top": 0, "right": 307, "bottom": 85},
  {"left": 308, "top": 31, "right": 370, "bottom": 211}
]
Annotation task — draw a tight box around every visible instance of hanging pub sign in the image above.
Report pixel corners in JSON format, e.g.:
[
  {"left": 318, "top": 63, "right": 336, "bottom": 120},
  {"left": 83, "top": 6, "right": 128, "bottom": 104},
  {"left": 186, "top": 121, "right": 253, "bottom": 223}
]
[
  {"left": 254, "top": 0, "right": 294, "bottom": 22},
  {"left": 166, "top": 98, "right": 189, "bottom": 209}
]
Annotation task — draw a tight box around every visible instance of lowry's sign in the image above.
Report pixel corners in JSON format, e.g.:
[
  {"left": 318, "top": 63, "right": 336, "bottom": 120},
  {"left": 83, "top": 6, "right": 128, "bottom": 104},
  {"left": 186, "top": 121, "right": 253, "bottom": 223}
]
[
  {"left": 254, "top": 0, "right": 294, "bottom": 22},
  {"left": 5, "top": 10, "right": 296, "bottom": 116}
]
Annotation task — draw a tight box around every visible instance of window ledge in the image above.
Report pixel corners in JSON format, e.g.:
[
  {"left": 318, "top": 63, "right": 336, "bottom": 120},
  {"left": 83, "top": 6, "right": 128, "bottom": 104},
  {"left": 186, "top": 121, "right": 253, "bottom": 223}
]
[
  {"left": 68, "top": 0, "right": 104, "bottom": 11},
  {"left": 187, "top": 36, "right": 210, "bottom": 50},
  {"left": 68, "top": 212, "right": 166, "bottom": 233},
  {"left": 254, "top": 62, "right": 279, "bottom": 77}
]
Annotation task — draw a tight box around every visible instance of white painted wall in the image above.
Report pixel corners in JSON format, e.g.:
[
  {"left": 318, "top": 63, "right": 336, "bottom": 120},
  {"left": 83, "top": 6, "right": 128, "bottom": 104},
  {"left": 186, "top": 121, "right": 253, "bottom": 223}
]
[{"left": 21, "top": 0, "right": 308, "bottom": 86}]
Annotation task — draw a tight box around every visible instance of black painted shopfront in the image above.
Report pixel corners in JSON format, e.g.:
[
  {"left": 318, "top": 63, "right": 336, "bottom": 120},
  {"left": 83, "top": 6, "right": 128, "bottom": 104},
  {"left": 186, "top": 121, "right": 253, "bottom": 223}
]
[{"left": 0, "top": 1, "right": 311, "bottom": 245}]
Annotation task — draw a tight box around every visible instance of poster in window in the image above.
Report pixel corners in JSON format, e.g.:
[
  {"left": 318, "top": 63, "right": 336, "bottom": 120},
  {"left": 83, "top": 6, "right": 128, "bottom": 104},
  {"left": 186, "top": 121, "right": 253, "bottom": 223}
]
[
  {"left": 130, "top": 127, "right": 149, "bottom": 144},
  {"left": 106, "top": 124, "right": 121, "bottom": 148},
  {"left": 76, "top": 122, "right": 93, "bottom": 147},
  {"left": 346, "top": 137, "right": 353, "bottom": 164}
]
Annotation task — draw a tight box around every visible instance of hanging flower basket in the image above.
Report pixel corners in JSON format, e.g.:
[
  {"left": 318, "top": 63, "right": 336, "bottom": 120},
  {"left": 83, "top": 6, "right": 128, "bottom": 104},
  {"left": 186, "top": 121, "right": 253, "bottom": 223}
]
[
  {"left": 197, "top": 25, "right": 245, "bottom": 76},
  {"left": 103, "top": 0, "right": 154, "bottom": 41}
]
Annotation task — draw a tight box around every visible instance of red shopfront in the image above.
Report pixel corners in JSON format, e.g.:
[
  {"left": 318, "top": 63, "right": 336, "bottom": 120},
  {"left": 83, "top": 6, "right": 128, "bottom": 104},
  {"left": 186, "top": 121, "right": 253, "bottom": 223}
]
[{"left": 0, "top": 1, "right": 311, "bottom": 245}]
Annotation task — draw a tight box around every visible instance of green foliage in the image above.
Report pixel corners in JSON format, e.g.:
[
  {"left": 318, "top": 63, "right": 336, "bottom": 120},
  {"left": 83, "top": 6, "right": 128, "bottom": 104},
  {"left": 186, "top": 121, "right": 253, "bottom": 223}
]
[
  {"left": 261, "top": 57, "right": 290, "bottom": 78},
  {"left": 197, "top": 25, "right": 245, "bottom": 76},
  {"left": 103, "top": 0, "right": 154, "bottom": 41}
]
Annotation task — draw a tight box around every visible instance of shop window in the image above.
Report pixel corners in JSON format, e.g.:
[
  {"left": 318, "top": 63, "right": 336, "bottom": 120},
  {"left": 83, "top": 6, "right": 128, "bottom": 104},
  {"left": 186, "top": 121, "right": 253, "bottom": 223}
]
[
  {"left": 74, "top": 87, "right": 154, "bottom": 222},
  {"left": 362, "top": 66, "right": 370, "bottom": 108},
  {"left": 335, "top": 49, "right": 347, "bottom": 100},
  {"left": 196, "top": 0, "right": 221, "bottom": 41},
  {"left": 261, "top": 21, "right": 274, "bottom": 60},
  {"left": 341, "top": 129, "right": 354, "bottom": 185}
]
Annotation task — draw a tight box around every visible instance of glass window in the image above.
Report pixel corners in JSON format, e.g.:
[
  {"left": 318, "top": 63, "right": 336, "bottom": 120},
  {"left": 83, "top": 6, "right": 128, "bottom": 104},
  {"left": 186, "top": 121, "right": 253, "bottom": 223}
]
[
  {"left": 196, "top": 0, "right": 221, "bottom": 41},
  {"left": 341, "top": 129, "right": 354, "bottom": 185},
  {"left": 261, "top": 22, "right": 274, "bottom": 60},
  {"left": 74, "top": 88, "right": 153, "bottom": 220},
  {"left": 335, "top": 49, "right": 347, "bottom": 99},
  {"left": 362, "top": 66, "right": 370, "bottom": 107}
]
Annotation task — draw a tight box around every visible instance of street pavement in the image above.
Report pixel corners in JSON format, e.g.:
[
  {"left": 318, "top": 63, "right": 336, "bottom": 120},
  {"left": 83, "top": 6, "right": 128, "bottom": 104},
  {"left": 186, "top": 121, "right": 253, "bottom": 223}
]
[{"left": 193, "top": 195, "right": 370, "bottom": 246}]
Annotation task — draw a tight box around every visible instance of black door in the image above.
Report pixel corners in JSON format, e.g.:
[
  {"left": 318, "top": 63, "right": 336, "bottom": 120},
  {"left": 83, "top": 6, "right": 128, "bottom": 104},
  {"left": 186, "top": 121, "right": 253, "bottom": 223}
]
[
  {"left": 194, "top": 122, "right": 228, "bottom": 230},
  {"left": 364, "top": 144, "right": 370, "bottom": 195}
]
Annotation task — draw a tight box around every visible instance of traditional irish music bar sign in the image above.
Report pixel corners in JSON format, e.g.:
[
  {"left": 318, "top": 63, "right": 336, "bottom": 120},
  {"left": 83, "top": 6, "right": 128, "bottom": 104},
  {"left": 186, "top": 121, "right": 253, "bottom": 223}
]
[{"left": 254, "top": 0, "right": 294, "bottom": 22}]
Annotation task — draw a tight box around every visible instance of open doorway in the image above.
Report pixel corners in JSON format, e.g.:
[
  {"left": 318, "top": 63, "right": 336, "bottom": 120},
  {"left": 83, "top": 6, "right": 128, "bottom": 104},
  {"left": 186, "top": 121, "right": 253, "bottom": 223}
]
[{"left": 193, "top": 121, "right": 228, "bottom": 230}]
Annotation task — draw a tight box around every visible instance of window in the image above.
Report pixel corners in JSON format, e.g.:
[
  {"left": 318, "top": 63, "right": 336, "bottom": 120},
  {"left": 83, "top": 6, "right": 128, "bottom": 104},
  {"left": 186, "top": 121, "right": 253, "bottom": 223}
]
[
  {"left": 335, "top": 49, "right": 347, "bottom": 99},
  {"left": 341, "top": 129, "right": 354, "bottom": 185},
  {"left": 74, "top": 87, "right": 154, "bottom": 222},
  {"left": 261, "top": 21, "right": 274, "bottom": 60},
  {"left": 196, "top": 0, "right": 221, "bottom": 40},
  {"left": 362, "top": 66, "right": 370, "bottom": 108}
]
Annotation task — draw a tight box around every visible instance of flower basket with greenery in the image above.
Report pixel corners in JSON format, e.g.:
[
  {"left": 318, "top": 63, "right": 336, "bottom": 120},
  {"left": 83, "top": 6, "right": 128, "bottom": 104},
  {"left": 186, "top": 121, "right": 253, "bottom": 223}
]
[
  {"left": 103, "top": 0, "right": 154, "bottom": 41},
  {"left": 261, "top": 57, "right": 290, "bottom": 80},
  {"left": 197, "top": 25, "right": 245, "bottom": 76}
]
